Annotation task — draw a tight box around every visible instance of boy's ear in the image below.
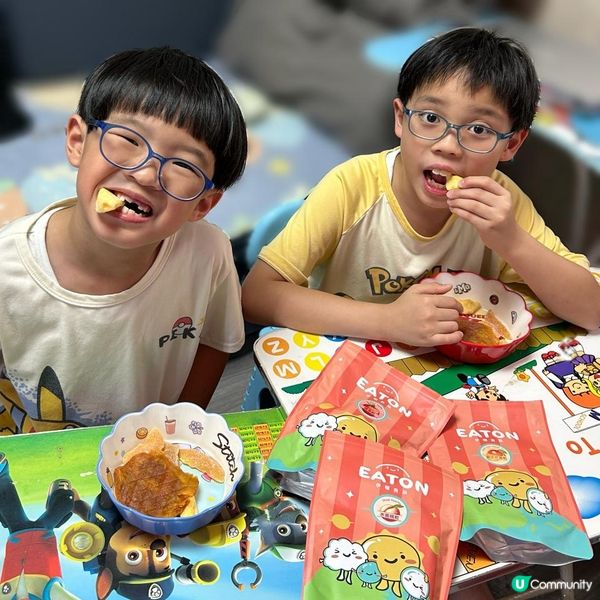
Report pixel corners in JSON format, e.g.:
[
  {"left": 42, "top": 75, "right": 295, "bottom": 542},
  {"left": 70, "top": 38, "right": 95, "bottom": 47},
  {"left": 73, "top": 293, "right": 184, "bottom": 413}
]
[
  {"left": 189, "top": 190, "right": 223, "bottom": 222},
  {"left": 65, "top": 114, "right": 88, "bottom": 168},
  {"left": 499, "top": 129, "right": 529, "bottom": 162},
  {"left": 393, "top": 99, "right": 405, "bottom": 140}
]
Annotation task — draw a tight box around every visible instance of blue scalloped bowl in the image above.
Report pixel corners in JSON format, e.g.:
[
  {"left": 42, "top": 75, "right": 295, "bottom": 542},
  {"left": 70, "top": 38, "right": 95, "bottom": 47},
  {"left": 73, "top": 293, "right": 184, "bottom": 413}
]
[{"left": 97, "top": 402, "right": 244, "bottom": 535}]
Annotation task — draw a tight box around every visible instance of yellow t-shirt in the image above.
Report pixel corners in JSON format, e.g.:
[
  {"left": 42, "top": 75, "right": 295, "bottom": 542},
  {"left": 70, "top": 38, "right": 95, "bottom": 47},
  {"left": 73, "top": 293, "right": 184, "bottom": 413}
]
[{"left": 260, "top": 148, "right": 589, "bottom": 303}]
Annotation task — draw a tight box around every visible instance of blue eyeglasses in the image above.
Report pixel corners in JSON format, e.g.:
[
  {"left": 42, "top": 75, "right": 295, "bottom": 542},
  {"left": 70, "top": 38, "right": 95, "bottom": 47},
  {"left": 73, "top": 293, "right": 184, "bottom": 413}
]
[
  {"left": 88, "top": 119, "right": 215, "bottom": 201},
  {"left": 403, "top": 108, "right": 513, "bottom": 154}
]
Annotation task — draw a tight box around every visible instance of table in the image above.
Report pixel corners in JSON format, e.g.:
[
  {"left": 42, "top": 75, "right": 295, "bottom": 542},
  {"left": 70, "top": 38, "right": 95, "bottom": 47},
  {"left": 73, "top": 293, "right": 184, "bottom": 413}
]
[
  {"left": 253, "top": 322, "right": 600, "bottom": 590},
  {"left": 0, "top": 408, "right": 307, "bottom": 599}
]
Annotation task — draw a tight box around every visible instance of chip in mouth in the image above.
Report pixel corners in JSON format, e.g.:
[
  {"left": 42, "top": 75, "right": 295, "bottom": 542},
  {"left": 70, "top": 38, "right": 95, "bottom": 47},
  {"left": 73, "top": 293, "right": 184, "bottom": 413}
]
[
  {"left": 96, "top": 188, "right": 125, "bottom": 213},
  {"left": 445, "top": 175, "right": 463, "bottom": 190}
]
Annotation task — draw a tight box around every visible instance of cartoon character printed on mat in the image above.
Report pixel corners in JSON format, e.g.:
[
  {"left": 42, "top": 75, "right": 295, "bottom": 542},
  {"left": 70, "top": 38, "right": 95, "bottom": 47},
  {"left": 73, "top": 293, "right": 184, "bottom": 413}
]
[
  {"left": 60, "top": 487, "right": 219, "bottom": 599},
  {"left": 463, "top": 480, "right": 495, "bottom": 504},
  {"left": 485, "top": 471, "right": 540, "bottom": 513},
  {"left": 362, "top": 534, "right": 423, "bottom": 598},
  {"left": 320, "top": 538, "right": 368, "bottom": 585},
  {"left": 526, "top": 488, "right": 553, "bottom": 517},
  {"left": 0, "top": 452, "right": 80, "bottom": 600},
  {"left": 0, "top": 366, "right": 82, "bottom": 434},
  {"left": 297, "top": 412, "right": 337, "bottom": 446},
  {"left": 400, "top": 566, "right": 430, "bottom": 600},
  {"left": 187, "top": 494, "right": 262, "bottom": 591},
  {"left": 541, "top": 341, "right": 600, "bottom": 408},
  {"left": 335, "top": 414, "right": 378, "bottom": 441},
  {"left": 236, "top": 462, "right": 308, "bottom": 562},
  {"left": 457, "top": 373, "right": 506, "bottom": 402}
]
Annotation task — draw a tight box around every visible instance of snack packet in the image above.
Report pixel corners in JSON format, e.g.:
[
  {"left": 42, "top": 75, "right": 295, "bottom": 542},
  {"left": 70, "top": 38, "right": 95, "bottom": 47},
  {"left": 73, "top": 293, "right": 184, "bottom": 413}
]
[
  {"left": 427, "top": 400, "right": 593, "bottom": 565},
  {"left": 303, "top": 431, "right": 462, "bottom": 600},
  {"left": 267, "top": 341, "right": 454, "bottom": 473}
]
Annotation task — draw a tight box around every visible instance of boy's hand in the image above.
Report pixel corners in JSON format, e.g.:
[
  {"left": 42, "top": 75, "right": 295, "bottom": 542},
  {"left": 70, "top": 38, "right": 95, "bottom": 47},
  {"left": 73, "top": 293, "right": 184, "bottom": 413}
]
[
  {"left": 446, "top": 176, "right": 519, "bottom": 253},
  {"left": 387, "top": 282, "right": 463, "bottom": 347}
]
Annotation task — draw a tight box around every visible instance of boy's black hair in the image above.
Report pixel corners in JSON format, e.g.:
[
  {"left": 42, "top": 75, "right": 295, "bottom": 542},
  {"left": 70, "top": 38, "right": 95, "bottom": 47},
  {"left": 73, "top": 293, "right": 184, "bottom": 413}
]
[
  {"left": 78, "top": 47, "right": 247, "bottom": 190},
  {"left": 397, "top": 28, "right": 540, "bottom": 132}
]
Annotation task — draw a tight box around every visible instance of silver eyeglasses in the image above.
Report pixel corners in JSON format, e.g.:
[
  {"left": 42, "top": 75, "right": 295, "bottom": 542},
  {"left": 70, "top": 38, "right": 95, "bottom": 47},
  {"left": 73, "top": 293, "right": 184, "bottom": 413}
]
[
  {"left": 403, "top": 108, "right": 513, "bottom": 154},
  {"left": 88, "top": 119, "right": 215, "bottom": 201}
]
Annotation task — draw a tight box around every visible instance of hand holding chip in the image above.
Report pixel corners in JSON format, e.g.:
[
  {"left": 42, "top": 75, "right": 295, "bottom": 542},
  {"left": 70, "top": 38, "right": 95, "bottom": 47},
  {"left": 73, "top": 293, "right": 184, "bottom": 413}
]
[{"left": 445, "top": 175, "right": 520, "bottom": 253}]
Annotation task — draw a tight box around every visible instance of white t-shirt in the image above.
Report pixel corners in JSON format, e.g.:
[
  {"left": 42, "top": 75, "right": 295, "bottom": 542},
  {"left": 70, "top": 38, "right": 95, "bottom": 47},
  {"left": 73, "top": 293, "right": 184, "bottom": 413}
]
[
  {"left": 0, "top": 199, "right": 244, "bottom": 432},
  {"left": 260, "top": 148, "right": 590, "bottom": 302}
]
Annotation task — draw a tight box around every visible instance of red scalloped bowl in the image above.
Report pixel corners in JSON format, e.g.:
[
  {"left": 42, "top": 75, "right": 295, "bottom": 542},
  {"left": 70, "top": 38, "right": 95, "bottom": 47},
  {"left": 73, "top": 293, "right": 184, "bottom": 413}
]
[{"left": 421, "top": 271, "right": 533, "bottom": 364}]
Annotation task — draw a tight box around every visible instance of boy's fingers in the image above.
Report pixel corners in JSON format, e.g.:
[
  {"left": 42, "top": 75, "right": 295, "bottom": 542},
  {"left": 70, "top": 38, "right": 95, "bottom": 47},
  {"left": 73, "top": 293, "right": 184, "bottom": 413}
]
[
  {"left": 436, "top": 308, "right": 462, "bottom": 323},
  {"left": 414, "top": 282, "right": 453, "bottom": 294},
  {"left": 432, "top": 330, "right": 464, "bottom": 345}
]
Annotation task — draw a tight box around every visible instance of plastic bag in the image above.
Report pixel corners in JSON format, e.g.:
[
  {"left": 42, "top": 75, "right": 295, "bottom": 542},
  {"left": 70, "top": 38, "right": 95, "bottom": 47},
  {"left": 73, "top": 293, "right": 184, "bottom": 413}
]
[
  {"left": 267, "top": 340, "right": 454, "bottom": 474},
  {"left": 303, "top": 431, "right": 462, "bottom": 599},
  {"left": 427, "top": 399, "right": 593, "bottom": 565}
]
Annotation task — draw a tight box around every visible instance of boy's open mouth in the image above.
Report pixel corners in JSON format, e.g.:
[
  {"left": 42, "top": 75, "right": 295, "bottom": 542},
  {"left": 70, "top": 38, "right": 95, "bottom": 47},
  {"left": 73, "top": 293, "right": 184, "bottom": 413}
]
[
  {"left": 121, "top": 197, "right": 152, "bottom": 217},
  {"left": 424, "top": 169, "right": 451, "bottom": 191}
]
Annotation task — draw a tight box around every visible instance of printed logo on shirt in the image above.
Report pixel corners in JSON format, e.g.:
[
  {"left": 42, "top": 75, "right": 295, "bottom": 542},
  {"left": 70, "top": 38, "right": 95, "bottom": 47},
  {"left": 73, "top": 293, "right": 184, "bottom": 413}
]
[
  {"left": 158, "top": 316, "right": 197, "bottom": 348},
  {"left": 365, "top": 265, "right": 444, "bottom": 296}
]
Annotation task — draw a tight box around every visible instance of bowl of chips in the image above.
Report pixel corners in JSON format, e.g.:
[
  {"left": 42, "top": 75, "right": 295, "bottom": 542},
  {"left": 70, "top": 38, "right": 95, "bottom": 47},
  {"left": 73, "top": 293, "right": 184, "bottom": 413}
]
[
  {"left": 97, "top": 402, "right": 244, "bottom": 535},
  {"left": 421, "top": 271, "right": 533, "bottom": 364}
]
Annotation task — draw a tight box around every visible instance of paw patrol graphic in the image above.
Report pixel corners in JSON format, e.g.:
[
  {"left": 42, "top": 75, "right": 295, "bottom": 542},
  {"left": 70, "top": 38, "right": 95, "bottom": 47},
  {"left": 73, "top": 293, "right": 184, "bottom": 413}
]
[
  {"left": 0, "top": 453, "right": 79, "bottom": 600},
  {"left": 60, "top": 487, "right": 219, "bottom": 599},
  {"left": 236, "top": 463, "right": 308, "bottom": 563}
]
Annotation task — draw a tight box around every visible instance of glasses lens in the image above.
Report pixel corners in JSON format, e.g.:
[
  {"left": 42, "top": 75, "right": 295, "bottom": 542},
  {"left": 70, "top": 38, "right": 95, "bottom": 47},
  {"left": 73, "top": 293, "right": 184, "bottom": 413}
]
[
  {"left": 161, "top": 159, "right": 206, "bottom": 200},
  {"left": 100, "top": 126, "right": 149, "bottom": 168},
  {"left": 457, "top": 125, "right": 498, "bottom": 153},
  {"left": 408, "top": 111, "right": 448, "bottom": 140}
]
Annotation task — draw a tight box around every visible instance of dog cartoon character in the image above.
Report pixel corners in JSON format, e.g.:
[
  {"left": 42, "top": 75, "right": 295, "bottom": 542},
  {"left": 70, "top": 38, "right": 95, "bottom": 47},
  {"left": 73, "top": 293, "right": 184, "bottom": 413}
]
[
  {"left": 60, "top": 488, "right": 219, "bottom": 599},
  {"left": 0, "top": 452, "right": 79, "bottom": 600},
  {"left": 236, "top": 462, "right": 309, "bottom": 562}
]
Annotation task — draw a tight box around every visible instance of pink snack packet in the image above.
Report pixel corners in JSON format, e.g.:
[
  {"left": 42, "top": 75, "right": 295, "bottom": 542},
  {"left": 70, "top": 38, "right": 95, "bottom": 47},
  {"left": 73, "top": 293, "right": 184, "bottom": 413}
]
[
  {"left": 267, "top": 341, "right": 455, "bottom": 473},
  {"left": 427, "top": 400, "right": 593, "bottom": 565},
  {"left": 303, "top": 431, "right": 463, "bottom": 599}
]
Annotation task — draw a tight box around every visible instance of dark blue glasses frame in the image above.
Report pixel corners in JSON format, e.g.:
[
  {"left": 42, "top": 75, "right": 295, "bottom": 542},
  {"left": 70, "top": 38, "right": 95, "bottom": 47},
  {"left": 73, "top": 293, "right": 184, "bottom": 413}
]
[{"left": 88, "top": 119, "right": 215, "bottom": 201}]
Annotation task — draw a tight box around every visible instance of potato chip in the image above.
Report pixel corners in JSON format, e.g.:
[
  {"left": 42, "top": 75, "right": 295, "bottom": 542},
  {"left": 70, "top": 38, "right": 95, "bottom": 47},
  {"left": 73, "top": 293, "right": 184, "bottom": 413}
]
[
  {"left": 458, "top": 309, "right": 512, "bottom": 345},
  {"left": 122, "top": 427, "right": 164, "bottom": 463},
  {"left": 179, "top": 447, "right": 225, "bottom": 483},
  {"left": 95, "top": 187, "right": 125, "bottom": 213},
  {"left": 458, "top": 298, "right": 481, "bottom": 315},
  {"left": 114, "top": 449, "right": 198, "bottom": 517},
  {"left": 445, "top": 175, "right": 463, "bottom": 190}
]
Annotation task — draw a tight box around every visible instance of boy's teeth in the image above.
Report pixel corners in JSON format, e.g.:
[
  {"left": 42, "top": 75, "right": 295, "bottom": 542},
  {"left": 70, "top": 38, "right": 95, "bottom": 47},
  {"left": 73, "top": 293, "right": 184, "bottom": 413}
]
[{"left": 431, "top": 169, "right": 451, "bottom": 178}]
